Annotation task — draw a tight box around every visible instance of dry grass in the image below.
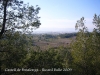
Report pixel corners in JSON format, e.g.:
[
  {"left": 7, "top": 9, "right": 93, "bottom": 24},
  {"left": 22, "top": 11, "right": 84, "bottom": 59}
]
[{"left": 32, "top": 36, "right": 76, "bottom": 50}]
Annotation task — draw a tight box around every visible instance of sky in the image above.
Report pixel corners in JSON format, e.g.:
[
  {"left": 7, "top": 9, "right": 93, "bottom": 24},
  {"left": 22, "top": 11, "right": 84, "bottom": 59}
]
[{"left": 23, "top": 0, "right": 100, "bottom": 33}]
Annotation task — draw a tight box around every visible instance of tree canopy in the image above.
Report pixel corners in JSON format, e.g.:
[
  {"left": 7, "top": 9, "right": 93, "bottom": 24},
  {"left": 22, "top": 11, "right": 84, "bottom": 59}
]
[
  {"left": 0, "top": 0, "right": 41, "bottom": 37},
  {"left": 71, "top": 14, "right": 100, "bottom": 75},
  {"left": 0, "top": 1, "right": 100, "bottom": 74}
]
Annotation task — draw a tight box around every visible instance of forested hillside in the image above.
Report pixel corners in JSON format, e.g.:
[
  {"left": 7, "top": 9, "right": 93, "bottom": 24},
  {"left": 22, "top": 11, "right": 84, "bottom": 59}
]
[
  {"left": 0, "top": 15, "right": 100, "bottom": 75},
  {"left": 0, "top": 0, "right": 100, "bottom": 75}
]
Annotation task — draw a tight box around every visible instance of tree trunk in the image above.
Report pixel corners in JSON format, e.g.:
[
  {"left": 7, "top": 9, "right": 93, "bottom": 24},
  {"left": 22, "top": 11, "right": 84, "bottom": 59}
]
[{"left": 0, "top": 0, "right": 8, "bottom": 37}]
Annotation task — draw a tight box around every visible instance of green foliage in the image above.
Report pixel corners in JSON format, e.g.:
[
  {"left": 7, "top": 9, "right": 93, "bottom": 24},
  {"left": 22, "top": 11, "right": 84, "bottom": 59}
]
[
  {"left": 0, "top": 8, "right": 100, "bottom": 75},
  {"left": 93, "top": 14, "right": 100, "bottom": 32},
  {"left": 0, "top": 32, "right": 29, "bottom": 75},
  {"left": 0, "top": 0, "right": 41, "bottom": 37},
  {"left": 43, "top": 34, "right": 57, "bottom": 39},
  {"left": 0, "top": 31, "right": 72, "bottom": 75},
  {"left": 71, "top": 15, "right": 100, "bottom": 75},
  {"left": 59, "top": 33, "right": 77, "bottom": 38}
]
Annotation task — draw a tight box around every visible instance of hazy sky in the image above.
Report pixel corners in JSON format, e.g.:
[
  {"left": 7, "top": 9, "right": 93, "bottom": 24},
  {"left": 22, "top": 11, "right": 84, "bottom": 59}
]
[{"left": 23, "top": 0, "right": 100, "bottom": 33}]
